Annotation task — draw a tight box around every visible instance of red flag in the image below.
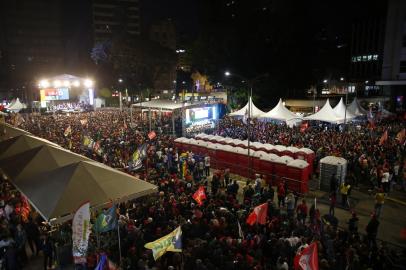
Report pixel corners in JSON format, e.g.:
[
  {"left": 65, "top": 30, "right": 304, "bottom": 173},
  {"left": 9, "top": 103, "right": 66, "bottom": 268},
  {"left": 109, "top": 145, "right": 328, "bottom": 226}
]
[
  {"left": 396, "top": 129, "right": 405, "bottom": 144},
  {"left": 294, "top": 242, "right": 319, "bottom": 270},
  {"left": 148, "top": 131, "right": 156, "bottom": 140},
  {"left": 246, "top": 203, "right": 268, "bottom": 225},
  {"left": 193, "top": 186, "right": 206, "bottom": 206},
  {"left": 379, "top": 130, "right": 388, "bottom": 146}
]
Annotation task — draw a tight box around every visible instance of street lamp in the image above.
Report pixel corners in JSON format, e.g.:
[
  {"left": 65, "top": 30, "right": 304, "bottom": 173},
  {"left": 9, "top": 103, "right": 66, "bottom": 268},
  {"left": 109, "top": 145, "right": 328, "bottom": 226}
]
[
  {"left": 323, "top": 79, "right": 328, "bottom": 83},
  {"left": 340, "top": 77, "right": 344, "bottom": 81},
  {"left": 118, "top": 78, "right": 123, "bottom": 83},
  {"left": 224, "top": 70, "right": 268, "bottom": 178}
]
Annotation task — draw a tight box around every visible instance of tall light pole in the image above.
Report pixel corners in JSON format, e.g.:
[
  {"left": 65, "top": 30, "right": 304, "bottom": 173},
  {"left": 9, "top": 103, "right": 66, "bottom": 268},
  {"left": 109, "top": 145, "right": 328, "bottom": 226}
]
[
  {"left": 225, "top": 71, "right": 268, "bottom": 178},
  {"left": 342, "top": 77, "right": 348, "bottom": 131}
]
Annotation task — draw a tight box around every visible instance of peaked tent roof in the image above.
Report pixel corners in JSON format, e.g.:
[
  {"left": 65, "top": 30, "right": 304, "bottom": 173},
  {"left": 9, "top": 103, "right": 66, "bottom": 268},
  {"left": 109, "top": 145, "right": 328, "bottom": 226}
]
[
  {"left": 259, "top": 98, "right": 302, "bottom": 121},
  {"left": 304, "top": 99, "right": 342, "bottom": 124},
  {"left": 347, "top": 97, "right": 368, "bottom": 116},
  {"left": 229, "top": 97, "right": 264, "bottom": 117},
  {"left": 0, "top": 144, "right": 90, "bottom": 181},
  {"left": 13, "top": 160, "right": 157, "bottom": 223},
  {"left": 333, "top": 98, "right": 357, "bottom": 121},
  {"left": 0, "top": 122, "right": 31, "bottom": 141},
  {"left": 7, "top": 98, "right": 26, "bottom": 112},
  {"left": 0, "top": 134, "right": 60, "bottom": 160}
]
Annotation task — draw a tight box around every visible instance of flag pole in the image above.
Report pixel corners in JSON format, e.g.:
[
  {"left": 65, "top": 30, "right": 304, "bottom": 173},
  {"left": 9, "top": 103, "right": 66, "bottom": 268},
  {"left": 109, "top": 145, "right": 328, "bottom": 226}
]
[{"left": 117, "top": 223, "right": 122, "bottom": 265}]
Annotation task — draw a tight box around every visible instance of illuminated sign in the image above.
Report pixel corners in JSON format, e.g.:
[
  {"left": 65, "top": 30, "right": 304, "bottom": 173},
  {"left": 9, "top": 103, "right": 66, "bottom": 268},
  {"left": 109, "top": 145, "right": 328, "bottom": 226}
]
[
  {"left": 40, "top": 88, "right": 70, "bottom": 101},
  {"left": 185, "top": 106, "right": 217, "bottom": 124}
]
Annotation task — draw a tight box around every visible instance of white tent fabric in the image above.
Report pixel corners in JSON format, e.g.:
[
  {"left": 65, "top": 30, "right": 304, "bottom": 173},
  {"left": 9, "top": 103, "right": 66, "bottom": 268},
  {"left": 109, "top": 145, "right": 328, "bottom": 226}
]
[
  {"left": 333, "top": 98, "right": 356, "bottom": 121},
  {"left": 259, "top": 98, "right": 302, "bottom": 122},
  {"left": 304, "top": 99, "right": 342, "bottom": 124},
  {"left": 7, "top": 98, "right": 26, "bottom": 112},
  {"left": 347, "top": 97, "right": 368, "bottom": 116},
  {"left": 229, "top": 97, "right": 264, "bottom": 117}
]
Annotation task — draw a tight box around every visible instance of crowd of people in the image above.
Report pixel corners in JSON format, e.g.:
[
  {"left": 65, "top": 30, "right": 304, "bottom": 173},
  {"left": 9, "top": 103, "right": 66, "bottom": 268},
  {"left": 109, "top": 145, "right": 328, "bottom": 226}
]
[
  {"left": 0, "top": 109, "right": 404, "bottom": 269},
  {"left": 215, "top": 116, "right": 406, "bottom": 192}
]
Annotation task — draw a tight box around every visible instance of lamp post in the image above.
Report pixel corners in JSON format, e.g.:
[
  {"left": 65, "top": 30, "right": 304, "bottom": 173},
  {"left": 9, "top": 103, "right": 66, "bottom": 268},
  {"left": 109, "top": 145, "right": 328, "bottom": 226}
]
[{"left": 224, "top": 71, "right": 268, "bottom": 178}]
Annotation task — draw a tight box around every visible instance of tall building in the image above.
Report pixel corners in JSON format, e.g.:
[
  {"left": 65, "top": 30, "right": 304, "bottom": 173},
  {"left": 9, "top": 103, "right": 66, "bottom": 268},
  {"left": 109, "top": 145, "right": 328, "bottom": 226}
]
[
  {"left": 92, "top": 0, "right": 141, "bottom": 43},
  {"left": 0, "top": 0, "right": 64, "bottom": 98},
  {"left": 148, "top": 19, "right": 177, "bottom": 93},
  {"left": 348, "top": 0, "right": 406, "bottom": 111},
  {"left": 377, "top": 0, "right": 406, "bottom": 111},
  {"left": 149, "top": 19, "right": 176, "bottom": 50}
]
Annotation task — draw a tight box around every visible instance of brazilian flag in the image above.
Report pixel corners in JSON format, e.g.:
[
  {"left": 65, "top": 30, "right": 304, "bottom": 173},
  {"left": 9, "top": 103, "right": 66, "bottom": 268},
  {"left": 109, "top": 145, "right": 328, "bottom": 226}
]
[{"left": 94, "top": 205, "right": 118, "bottom": 233}]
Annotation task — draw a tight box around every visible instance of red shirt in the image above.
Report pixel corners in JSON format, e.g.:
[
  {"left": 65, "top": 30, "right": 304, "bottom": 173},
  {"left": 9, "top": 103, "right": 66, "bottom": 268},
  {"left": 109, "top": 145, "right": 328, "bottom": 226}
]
[{"left": 297, "top": 203, "right": 308, "bottom": 215}]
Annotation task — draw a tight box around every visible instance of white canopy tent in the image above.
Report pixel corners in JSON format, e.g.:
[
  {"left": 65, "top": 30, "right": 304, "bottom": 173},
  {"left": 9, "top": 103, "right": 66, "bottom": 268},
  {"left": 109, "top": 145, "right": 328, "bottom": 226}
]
[
  {"left": 259, "top": 98, "right": 302, "bottom": 122},
  {"left": 229, "top": 97, "right": 264, "bottom": 118},
  {"left": 7, "top": 98, "right": 26, "bottom": 112},
  {"left": 333, "top": 98, "right": 356, "bottom": 121},
  {"left": 347, "top": 97, "right": 368, "bottom": 116},
  {"left": 304, "top": 99, "right": 342, "bottom": 124}
]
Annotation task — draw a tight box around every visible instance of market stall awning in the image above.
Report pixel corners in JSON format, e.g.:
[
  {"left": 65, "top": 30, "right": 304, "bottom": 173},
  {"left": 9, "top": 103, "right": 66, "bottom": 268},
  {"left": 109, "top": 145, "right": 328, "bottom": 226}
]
[{"left": 13, "top": 160, "right": 157, "bottom": 223}]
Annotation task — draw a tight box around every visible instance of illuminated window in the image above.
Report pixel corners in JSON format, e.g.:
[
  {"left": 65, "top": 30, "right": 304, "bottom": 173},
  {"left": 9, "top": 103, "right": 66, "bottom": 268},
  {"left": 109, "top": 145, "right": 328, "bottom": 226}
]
[
  {"left": 352, "top": 56, "right": 356, "bottom": 62},
  {"left": 357, "top": 56, "right": 361, "bottom": 62},
  {"left": 373, "top": 55, "right": 378, "bottom": 60},
  {"left": 368, "top": 55, "right": 372, "bottom": 61},
  {"left": 362, "top": 55, "right": 368, "bottom": 61}
]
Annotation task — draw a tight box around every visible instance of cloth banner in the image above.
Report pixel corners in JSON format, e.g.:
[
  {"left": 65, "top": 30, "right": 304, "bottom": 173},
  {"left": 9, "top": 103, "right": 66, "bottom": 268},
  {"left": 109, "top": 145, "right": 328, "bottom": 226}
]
[
  {"left": 72, "top": 202, "right": 91, "bottom": 264},
  {"left": 145, "top": 226, "right": 182, "bottom": 260}
]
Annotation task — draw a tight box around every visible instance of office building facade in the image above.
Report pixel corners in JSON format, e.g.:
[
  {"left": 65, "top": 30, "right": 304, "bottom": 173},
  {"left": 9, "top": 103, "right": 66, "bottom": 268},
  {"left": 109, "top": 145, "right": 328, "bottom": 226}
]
[{"left": 92, "top": 0, "right": 140, "bottom": 43}]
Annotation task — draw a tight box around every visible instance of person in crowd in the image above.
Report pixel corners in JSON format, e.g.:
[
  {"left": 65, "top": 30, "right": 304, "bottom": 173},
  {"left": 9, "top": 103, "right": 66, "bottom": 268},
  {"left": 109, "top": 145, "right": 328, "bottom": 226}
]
[
  {"left": 285, "top": 191, "right": 295, "bottom": 218},
  {"left": 374, "top": 188, "right": 385, "bottom": 219},
  {"left": 340, "top": 181, "right": 351, "bottom": 208},
  {"left": 330, "top": 173, "right": 338, "bottom": 193},
  {"left": 366, "top": 213, "right": 380, "bottom": 248},
  {"left": 277, "top": 182, "right": 286, "bottom": 208},
  {"left": 381, "top": 169, "right": 390, "bottom": 193},
  {"left": 329, "top": 191, "right": 336, "bottom": 217},
  {"left": 296, "top": 199, "right": 308, "bottom": 224},
  {"left": 204, "top": 155, "right": 211, "bottom": 177},
  {"left": 348, "top": 212, "right": 359, "bottom": 235},
  {"left": 42, "top": 234, "right": 54, "bottom": 270}
]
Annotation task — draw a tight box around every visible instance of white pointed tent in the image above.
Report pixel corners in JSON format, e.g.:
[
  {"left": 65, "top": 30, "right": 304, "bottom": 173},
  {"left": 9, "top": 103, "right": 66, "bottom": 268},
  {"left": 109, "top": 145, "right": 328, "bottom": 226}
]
[
  {"left": 333, "top": 98, "right": 356, "bottom": 121},
  {"left": 347, "top": 97, "right": 368, "bottom": 116},
  {"left": 304, "top": 99, "right": 342, "bottom": 124},
  {"left": 259, "top": 98, "right": 302, "bottom": 122},
  {"left": 7, "top": 98, "right": 26, "bottom": 112},
  {"left": 229, "top": 97, "right": 264, "bottom": 117}
]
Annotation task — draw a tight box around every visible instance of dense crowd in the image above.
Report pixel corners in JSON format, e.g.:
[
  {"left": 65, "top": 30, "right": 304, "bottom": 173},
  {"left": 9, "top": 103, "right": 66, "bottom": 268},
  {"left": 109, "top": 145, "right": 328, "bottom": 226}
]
[
  {"left": 215, "top": 116, "right": 406, "bottom": 191},
  {"left": 1, "top": 110, "right": 405, "bottom": 270}
]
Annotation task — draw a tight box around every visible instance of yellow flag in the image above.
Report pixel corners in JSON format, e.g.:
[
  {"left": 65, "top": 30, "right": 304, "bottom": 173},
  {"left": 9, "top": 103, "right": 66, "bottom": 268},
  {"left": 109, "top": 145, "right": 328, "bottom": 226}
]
[{"left": 144, "top": 226, "right": 182, "bottom": 260}]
